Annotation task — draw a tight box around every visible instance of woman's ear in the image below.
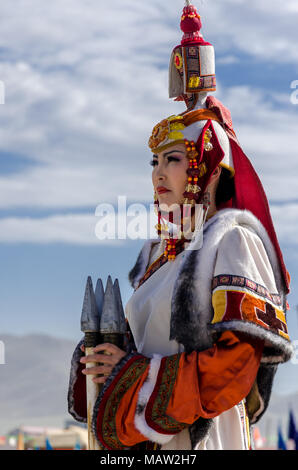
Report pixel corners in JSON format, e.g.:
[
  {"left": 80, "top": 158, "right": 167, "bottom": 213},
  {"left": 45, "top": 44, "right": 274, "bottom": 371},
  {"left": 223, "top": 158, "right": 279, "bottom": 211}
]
[{"left": 210, "top": 165, "right": 222, "bottom": 181}]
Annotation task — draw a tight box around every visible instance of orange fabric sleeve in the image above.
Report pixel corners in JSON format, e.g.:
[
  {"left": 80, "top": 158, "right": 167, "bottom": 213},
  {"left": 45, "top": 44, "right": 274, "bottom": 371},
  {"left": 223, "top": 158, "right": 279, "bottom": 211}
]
[
  {"left": 165, "top": 330, "right": 264, "bottom": 424},
  {"left": 99, "top": 330, "right": 264, "bottom": 448},
  {"left": 115, "top": 366, "right": 150, "bottom": 447}
]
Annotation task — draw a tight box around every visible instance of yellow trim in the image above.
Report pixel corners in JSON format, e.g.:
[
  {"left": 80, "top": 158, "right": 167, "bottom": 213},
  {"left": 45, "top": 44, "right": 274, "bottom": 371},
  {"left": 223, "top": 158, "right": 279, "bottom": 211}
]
[
  {"left": 219, "top": 162, "right": 235, "bottom": 178},
  {"left": 279, "top": 330, "right": 290, "bottom": 340},
  {"left": 168, "top": 131, "right": 184, "bottom": 140},
  {"left": 276, "top": 308, "right": 286, "bottom": 324},
  {"left": 243, "top": 400, "right": 251, "bottom": 449},
  {"left": 211, "top": 290, "right": 227, "bottom": 323},
  {"left": 151, "top": 140, "right": 185, "bottom": 154}
]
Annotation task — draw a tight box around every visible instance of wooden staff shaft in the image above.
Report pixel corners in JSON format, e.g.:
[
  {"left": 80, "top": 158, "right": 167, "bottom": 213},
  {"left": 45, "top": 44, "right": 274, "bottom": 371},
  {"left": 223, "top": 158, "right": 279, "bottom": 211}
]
[
  {"left": 84, "top": 331, "right": 103, "bottom": 450},
  {"left": 85, "top": 332, "right": 124, "bottom": 450}
]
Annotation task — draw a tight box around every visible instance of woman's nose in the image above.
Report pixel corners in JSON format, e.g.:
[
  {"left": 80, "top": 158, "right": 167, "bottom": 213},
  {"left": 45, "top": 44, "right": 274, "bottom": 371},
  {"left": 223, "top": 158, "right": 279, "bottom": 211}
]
[{"left": 155, "top": 163, "right": 166, "bottom": 179}]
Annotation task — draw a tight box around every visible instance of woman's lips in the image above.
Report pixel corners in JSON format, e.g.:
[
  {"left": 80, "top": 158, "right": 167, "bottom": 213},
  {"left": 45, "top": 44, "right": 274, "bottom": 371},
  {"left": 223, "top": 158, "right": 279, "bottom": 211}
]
[{"left": 157, "top": 187, "right": 170, "bottom": 194}]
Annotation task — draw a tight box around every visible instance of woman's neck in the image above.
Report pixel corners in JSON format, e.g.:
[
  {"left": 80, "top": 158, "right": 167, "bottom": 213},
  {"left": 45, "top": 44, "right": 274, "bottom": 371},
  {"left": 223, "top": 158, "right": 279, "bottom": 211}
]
[
  {"left": 185, "top": 92, "right": 208, "bottom": 111},
  {"left": 190, "top": 190, "right": 217, "bottom": 232}
]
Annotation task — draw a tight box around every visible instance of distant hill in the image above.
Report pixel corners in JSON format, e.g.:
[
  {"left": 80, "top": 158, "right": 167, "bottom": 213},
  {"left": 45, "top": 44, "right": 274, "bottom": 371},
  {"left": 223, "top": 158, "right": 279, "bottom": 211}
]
[
  {"left": 257, "top": 390, "right": 298, "bottom": 447},
  {"left": 0, "top": 333, "right": 79, "bottom": 435},
  {"left": 0, "top": 333, "right": 297, "bottom": 447}
]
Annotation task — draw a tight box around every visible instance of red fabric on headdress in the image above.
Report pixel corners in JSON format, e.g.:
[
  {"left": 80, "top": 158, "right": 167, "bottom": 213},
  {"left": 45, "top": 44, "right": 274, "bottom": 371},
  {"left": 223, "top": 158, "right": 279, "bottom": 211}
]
[
  {"left": 180, "top": 2, "right": 207, "bottom": 46},
  {"left": 205, "top": 96, "right": 290, "bottom": 293}
]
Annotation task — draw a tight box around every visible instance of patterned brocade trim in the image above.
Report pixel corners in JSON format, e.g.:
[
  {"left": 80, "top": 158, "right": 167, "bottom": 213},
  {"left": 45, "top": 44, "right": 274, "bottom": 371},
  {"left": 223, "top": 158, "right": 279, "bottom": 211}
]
[
  {"left": 212, "top": 274, "right": 282, "bottom": 306},
  {"left": 145, "top": 355, "right": 188, "bottom": 434},
  {"left": 211, "top": 289, "right": 289, "bottom": 341},
  {"left": 94, "top": 353, "right": 150, "bottom": 450},
  {"left": 137, "top": 239, "right": 186, "bottom": 290},
  {"left": 67, "top": 338, "right": 87, "bottom": 423}
]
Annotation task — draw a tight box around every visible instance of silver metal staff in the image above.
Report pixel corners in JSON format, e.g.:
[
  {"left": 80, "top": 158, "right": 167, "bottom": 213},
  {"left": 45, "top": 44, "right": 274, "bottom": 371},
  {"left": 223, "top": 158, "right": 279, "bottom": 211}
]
[{"left": 80, "top": 275, "right": 126, "bottom": 450}]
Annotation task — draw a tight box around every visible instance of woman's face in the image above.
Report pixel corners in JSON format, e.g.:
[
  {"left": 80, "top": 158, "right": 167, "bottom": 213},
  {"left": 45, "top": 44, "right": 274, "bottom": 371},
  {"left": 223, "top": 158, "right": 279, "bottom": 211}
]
[{"left": 151, "top": 143, "right": 189, "bottom": 209}]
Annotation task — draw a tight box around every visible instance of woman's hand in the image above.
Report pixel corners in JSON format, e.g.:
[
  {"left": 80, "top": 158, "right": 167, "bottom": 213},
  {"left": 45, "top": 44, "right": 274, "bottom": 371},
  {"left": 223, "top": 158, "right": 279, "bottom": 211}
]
[{"left": 79, "top": 343, "right": 126, "bottom": 384}]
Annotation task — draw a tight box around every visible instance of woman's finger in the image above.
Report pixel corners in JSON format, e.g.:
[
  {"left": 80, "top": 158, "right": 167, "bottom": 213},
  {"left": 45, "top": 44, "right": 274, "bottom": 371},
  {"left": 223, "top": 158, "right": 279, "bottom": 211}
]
[
  {"left": 80, "top": 353, "right": 116, "bottom": 365},
  {"left": 82, "top": 365, "right": 112, "bottom": 376},
  {"left": 93, "top": 343, "right": 123, "bottom": 355},
  {"left": 92, "top": 376, "right": 107, "bottom": 384}
]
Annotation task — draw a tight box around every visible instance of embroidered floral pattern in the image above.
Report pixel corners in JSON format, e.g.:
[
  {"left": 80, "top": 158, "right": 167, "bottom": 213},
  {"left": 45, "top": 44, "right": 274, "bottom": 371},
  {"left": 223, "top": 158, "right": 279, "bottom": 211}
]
[
  {"left": 98, "top": 355, "right": 150, "bottom": 450},
  {"left": 212, "top": 274, "right": 282, "bottom": 306},
  {"left": 211, "top": 289, "right": 290, "bottom": 340},
  {"left": 146, "top": 355, "right": 187, "bottom": 434},
  {"left": 174, "top": 51, "right": 183, "bottom": 70},
  {"left": 148, "top": 115, "right": 186, "bottom": 151},
  {"left": 149, "top": 119, "right": 169, "bottom": 150}
]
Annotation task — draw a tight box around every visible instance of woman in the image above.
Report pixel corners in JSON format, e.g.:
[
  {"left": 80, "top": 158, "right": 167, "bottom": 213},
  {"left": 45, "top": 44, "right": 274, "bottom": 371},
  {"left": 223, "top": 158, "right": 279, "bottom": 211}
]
[{"left": 68, "top": 1, "right": 292, "bottom": 450}]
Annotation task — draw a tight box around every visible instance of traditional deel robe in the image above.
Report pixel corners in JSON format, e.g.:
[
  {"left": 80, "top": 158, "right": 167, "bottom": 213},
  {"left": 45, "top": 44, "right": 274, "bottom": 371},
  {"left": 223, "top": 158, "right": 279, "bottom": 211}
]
[{"left": 68, "top": 208, "right": 292, "bottom": 450}]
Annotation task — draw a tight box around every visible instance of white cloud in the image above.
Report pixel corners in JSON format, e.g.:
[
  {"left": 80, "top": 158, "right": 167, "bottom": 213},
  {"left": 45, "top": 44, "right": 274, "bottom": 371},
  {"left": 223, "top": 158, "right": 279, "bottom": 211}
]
[
  {"left": 0, "top": 201, "right": 159, "bottom": 245},
  {"left": 216, "top": 55, "right": 239, "bottom": 65},
  {"left": 0, "top": 202, "right": 296, "bottom": 247},
  {"left": 200, "top": 0, "right": 298, "bottom": 64},
  {"left": 2, "top": 79, "right": 297, "bottom": 208},
  {"left": 0, "top": 212, "right": 136, "bottom": 245},
  {"left": 271, "top": 204, "right": 298, "bottom": 246},
  {"left": 0, "top": 163, "right": 153, "bottom": 209},
  {"left": 0, "top": 0, "right": 297, "bottom": 244},
  {"left": 0, "top": 213, "right": 105, "bottom": 245}
]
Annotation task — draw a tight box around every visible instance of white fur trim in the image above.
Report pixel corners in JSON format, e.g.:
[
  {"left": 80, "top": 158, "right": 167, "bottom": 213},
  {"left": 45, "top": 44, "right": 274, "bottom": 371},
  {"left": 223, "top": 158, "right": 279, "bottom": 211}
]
[
  {"left": 132, "top": 239, "right": 159, "bottom": 289},
  {"left": 251, "top": 393, "right": 265, "bottom": 424},
  {"left": 210, "top": 320, "right": 293, "bottom": 363},
  {"left": 200, "top": 45, "right": 215, "bottom": 76},
  {"left": 197, "top": 209, "right": 286, "bottom": 319},
  {"left": 133, "top": 209, "right": 291, "bottom": 357},
  {"left": 135, "top": 354, "right": 174, "bottom": 445}
]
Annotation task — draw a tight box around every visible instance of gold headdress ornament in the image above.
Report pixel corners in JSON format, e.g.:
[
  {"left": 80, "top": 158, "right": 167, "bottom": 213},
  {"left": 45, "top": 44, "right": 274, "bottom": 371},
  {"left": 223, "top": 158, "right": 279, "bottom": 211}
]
[{"left": 151, "top": 1, "right": 226, "bottom": 261}]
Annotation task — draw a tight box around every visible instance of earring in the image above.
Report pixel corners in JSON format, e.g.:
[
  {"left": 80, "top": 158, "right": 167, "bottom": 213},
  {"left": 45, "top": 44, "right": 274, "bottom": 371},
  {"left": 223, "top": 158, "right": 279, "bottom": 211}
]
[
  {"left": 154, "top": 191, "right": 169, "bottom": 239},
  {"left": 154, "top": 190, "right": 179, "bottom": 261}
]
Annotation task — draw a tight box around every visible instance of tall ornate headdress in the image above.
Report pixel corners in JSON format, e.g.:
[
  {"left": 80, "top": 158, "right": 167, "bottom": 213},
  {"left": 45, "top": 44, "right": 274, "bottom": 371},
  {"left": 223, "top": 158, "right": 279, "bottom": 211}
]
[
  {"left": 169, "top": 0, "right": 216, "bottom": 99},
  {"left": 150, "top": 1, "right": 290, "bottom": 295},
  {"left": 151, "top": 1, "right": 229, "bottom": 261}
]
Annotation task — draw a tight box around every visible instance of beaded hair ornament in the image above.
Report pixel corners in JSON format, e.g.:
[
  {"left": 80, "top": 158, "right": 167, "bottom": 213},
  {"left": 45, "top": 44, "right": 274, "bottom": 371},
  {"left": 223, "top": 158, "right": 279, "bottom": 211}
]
[
  {"left": 151, "top": 114, "right": 214, "bottom": 261},
  {"left": 150, "top": 0, "right": 220, "bottom": 261}
]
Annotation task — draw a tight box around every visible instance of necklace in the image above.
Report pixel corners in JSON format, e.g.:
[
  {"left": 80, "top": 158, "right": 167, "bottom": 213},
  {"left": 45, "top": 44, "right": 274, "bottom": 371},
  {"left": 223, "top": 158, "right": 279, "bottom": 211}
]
[{"left": 136, "top": 237, "right": 186, "bottom": 290}]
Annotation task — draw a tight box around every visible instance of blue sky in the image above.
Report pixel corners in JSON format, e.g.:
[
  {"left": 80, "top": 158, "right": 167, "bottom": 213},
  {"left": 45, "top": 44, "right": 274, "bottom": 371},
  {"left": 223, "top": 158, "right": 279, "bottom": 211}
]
[{"left": 1, "top": 0, "right": 298, "bottom": 395}]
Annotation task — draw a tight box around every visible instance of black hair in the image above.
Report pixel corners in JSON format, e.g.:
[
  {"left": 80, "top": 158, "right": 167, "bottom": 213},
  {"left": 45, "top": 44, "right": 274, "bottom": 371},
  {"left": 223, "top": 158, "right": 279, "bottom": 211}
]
[{"left": 215, "top": 167, "right": 235, "bottom": 207}]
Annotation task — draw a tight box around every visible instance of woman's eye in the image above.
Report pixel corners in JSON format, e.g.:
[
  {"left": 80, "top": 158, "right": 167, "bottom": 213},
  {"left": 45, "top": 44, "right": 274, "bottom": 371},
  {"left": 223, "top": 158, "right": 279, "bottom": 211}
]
[{"left": 149, "top": 156, "right": 180, "bottom": 167}]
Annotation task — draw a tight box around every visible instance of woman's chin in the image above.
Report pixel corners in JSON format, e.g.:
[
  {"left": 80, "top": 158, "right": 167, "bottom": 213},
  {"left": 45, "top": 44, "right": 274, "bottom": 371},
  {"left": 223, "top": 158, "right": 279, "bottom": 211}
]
[
  {"left": 158, "top": 194, "right": 179, "bottom": 209},
  {"left": 158, "top": 195, "right": 183, "bottom": 218}
]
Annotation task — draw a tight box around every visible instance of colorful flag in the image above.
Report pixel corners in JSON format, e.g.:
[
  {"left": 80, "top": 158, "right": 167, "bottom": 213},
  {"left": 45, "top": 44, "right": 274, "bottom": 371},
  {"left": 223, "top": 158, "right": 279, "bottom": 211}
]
[
  {"left": 74, "top": 438, "right": 81, "bottom": 450},
  {"left": 277, "top": 426, "right": 287, "bottom": 450},
  {"left": 288, "top": 409, "right": 296, "bottom": 440},
  {"left": 253, "top": 426, "right": 264, "bottom": 449},
  {"left": 45, "top": 437, "right": 53, "bottom": 450}
]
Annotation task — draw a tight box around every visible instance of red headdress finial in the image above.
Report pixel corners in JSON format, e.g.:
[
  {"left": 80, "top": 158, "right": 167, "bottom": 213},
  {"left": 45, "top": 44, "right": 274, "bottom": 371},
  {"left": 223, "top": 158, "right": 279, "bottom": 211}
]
[
  {"left": 180, "top": 0, "right": 203, "bottom": 45},
  {"left": 169, "top": 1, "right": 216, "bottom": 99}
]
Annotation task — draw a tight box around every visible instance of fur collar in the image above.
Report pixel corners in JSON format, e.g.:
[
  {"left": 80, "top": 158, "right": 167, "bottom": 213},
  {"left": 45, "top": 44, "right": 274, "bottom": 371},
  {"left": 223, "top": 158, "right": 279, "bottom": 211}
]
[{"left": 128, "top": 208, "right": 292, "bottom": 361}]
